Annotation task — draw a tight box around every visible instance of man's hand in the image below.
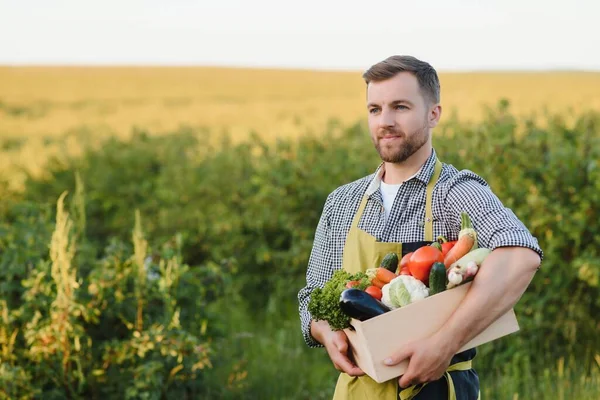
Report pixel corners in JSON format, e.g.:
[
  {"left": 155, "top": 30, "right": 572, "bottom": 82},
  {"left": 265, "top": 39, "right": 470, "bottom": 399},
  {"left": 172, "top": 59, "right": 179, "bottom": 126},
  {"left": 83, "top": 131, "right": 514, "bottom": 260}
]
[
  {"left": 384, "top": 334, "right": 455, "bottom": 388},
  {"left": 311, "top": 319, "right": 365, "bottom": 376}
]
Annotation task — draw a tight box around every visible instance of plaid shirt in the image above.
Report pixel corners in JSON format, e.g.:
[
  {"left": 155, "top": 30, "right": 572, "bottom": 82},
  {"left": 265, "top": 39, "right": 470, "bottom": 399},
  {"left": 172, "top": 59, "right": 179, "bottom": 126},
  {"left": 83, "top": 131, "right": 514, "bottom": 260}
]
[{"left": 298, "top": 149, "right": 543, "bottom": 348}]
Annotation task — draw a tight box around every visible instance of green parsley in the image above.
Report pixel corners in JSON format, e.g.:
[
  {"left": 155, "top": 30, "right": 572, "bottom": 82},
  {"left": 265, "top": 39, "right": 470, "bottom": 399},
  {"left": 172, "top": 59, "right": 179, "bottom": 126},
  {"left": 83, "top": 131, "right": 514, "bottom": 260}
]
[{"left": 308, "top": 270, "right": 370, "bottom": 330}]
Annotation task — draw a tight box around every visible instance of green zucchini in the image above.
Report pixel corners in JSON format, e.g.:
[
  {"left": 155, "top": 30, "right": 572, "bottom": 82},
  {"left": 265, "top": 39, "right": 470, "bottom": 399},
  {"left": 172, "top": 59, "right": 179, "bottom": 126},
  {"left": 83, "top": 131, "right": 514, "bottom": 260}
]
[
  {"left": 429, "top": 262, "right": 447, "bottom": 295},
  {"left": 380, "top": 252, "right": 399, "bottom": 273}
]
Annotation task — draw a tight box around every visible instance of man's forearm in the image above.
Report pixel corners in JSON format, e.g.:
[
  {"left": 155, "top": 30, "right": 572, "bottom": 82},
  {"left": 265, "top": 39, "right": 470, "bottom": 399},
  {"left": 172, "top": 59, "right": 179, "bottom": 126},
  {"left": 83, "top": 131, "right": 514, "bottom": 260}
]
[{"left": 436, "top": 246, "right": 541, "bottom": 352}]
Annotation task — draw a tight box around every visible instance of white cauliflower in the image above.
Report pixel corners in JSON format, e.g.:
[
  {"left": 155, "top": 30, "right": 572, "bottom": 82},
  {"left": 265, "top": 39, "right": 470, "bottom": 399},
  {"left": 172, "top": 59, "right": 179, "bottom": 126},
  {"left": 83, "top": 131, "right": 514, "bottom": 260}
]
[{"left": 381, "top": 275, "right": 430, "bottom": 309}]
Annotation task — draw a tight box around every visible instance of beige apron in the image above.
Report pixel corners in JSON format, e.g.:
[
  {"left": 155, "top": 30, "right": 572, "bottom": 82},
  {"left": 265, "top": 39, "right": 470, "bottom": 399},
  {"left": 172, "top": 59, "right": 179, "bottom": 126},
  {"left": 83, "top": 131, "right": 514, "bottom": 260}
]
[{"left": 334, "top": 160, "right": 450, "bottom": 400}]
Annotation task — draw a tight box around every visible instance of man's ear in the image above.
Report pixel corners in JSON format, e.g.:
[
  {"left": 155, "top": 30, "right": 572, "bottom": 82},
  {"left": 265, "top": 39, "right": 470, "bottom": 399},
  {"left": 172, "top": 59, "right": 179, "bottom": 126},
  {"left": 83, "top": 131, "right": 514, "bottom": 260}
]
[{"left": 429, "top": 104, "right": 442, "bottom": 128}]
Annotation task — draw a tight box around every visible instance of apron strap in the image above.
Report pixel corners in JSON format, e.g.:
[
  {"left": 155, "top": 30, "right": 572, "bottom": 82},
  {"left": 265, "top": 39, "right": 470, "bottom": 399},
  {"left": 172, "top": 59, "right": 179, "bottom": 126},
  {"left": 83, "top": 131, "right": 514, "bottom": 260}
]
[
  {"left": 350, "top": 195, "right": 370, "bottom": 230},
  {"left": 399, "top": 360, "right": 474, "bottom": 400},
  {"left": 424, "top": 159, "right": 443, "bottom": 242}
]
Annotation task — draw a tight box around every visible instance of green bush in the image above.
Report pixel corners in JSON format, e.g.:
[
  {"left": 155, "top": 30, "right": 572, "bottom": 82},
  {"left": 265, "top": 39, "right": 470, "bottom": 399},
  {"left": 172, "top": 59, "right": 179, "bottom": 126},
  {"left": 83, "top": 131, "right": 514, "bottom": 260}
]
[
  {"left": 0, "top": 190, "right": 228, "bottom": 398},
  {"left": 1, "top": 101, "right": 599, "bottom": 397}
]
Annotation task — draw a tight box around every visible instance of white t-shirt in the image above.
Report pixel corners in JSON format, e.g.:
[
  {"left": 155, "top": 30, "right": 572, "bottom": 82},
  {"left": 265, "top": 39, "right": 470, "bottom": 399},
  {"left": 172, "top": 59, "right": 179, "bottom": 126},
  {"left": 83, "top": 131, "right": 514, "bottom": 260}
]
[
  {"left": 379, "top": 168, "right": 421, "bottom": 222},
  {"left": 380, "top": 181, "right": 402, "bottom": 222}
]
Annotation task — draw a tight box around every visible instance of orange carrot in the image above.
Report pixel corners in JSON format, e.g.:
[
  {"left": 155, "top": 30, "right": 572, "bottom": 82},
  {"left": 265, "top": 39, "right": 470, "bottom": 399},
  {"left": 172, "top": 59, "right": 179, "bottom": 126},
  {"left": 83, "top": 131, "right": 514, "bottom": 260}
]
[
  {"left": 371, "top": 277, "right": 385, "bottom": 288},
  {"left": 375, "top": 267, "right": 396, "bottom": 284},
  {"left": 443, "top": 232, "right": 476, "bottom": 268}
]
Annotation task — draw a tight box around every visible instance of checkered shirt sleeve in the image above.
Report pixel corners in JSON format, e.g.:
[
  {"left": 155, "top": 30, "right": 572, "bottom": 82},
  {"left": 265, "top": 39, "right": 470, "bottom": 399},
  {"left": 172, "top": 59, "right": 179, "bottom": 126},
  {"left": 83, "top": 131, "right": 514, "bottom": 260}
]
[{"left": 297, "top": 192, "right": 336, "bottom": 348}]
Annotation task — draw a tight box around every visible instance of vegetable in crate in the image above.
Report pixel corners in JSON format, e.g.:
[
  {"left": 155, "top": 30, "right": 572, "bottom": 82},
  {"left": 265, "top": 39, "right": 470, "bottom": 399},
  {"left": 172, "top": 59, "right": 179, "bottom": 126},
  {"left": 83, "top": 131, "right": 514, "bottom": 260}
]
[
  {"left": 371, "top": 277, "right": 385, "bottom": 288},
  {"left": 365, "top": 285, "right": 383, "bottom": 301},
  {"left": 339, "top": 288, "right": 391, "bottom": 321},
  {"left": 407, "top": 243, "right": 444, "bottom": 284},
  {"left": 308, "top": 270, "right": 370, "bottom": 330},
  {"left": 429, "top": 262, "right": 447, "bottom": 295},
  {"left": 365, "top": 267, "right": 396, "bottom": 285},
  {"left": 380, "top": 252, "right": 399, "bottom": 273},
  {"left": 444, "top": 212, "right": 478, "bottom": 268},
  {"left": 381, "top": 275, "right": 429, "bottom": 309},
  {"left": 436, "top": 235, "right": 457, "bottom": 258},
  {"left": 399, "top": 252, "right": 413, "bottom": 275},
  {"left": 345, "top": 280, "right": 361, "bottom": 289},
  {"left": 375, "top": 267, "right": 397, "bottom": 284},
  {"left": 447, "top": 248, "right": 491, "bottom": 289}
]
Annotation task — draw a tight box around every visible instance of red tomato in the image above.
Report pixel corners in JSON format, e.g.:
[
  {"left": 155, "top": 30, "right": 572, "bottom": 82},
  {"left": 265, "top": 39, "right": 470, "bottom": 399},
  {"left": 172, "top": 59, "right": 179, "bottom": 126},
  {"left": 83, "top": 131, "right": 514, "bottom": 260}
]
[
  {"left": 441, "top": 241, "right": 457, "bottom": 257},
  {"left": 345, "top": 280, "right": 360, "bottom": 289},
  {"left": 400, "top": 252, "right": 413, "bottom": 270},
  {"left": 399, "top": 266, "right": 412, "bottom": 276},
  {"left": 365, "top": 285, "right": 382, "bottom": 301},
  {"left": 408, "top": 246, "right": 444, "bottom": 284}
]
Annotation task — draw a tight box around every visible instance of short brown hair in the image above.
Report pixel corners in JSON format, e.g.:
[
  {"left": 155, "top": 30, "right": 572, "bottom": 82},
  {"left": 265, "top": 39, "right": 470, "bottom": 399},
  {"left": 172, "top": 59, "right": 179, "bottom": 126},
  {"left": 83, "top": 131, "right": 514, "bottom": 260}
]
[{"left": 363, "top": 55, "right": 440, "bottom": 104}]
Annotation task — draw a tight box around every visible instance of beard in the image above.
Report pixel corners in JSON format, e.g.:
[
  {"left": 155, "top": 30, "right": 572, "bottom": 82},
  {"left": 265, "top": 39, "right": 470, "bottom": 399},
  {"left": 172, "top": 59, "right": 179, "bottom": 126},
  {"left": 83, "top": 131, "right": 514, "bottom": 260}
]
[{"left": 373, "top": 120, "right": 430, "bottom": 163}]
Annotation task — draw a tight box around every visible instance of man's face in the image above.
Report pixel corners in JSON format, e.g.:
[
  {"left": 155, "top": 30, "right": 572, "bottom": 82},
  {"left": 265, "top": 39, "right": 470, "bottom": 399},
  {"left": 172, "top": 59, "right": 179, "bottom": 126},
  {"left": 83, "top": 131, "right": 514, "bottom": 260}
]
[{"left": 366, "top": 72, "right": 436, "bottom": 163}]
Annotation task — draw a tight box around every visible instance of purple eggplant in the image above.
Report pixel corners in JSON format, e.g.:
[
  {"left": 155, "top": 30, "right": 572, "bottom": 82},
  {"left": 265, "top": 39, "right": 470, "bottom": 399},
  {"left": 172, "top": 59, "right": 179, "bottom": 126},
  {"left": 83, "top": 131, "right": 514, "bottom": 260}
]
[{"left": 339, "top": 288, "right": 391, "bottom": 321}]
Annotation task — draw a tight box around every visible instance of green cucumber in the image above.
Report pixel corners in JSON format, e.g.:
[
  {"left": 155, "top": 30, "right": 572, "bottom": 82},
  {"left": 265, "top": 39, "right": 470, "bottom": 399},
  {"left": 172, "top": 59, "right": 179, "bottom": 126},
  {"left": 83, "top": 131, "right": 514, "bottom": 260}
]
[
  {"left": 380, "top": 252, "right": 399, "bottom": 273},
  {"left": 429, "top": 262, "right": 447, "bottom": 295}
]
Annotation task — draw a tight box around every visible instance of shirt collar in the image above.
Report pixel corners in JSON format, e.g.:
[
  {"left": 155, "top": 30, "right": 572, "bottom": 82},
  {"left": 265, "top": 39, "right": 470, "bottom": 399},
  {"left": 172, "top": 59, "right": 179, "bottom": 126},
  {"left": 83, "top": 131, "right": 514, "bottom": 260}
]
[{"left": 365, "top": 149, "right": 438, "bottom": 197}]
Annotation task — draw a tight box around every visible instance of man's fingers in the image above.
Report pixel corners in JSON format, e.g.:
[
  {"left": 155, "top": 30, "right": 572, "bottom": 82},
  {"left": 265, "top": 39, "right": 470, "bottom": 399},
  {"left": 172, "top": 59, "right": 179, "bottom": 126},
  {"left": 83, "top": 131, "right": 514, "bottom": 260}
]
[
  {"left": 333, "top": 335, "right": 348, "bottom": 353},
  {"left": 346, "top": 365, "right": 366, "bottom": 376},
  {"left": 327, "top": 331, "right": 364, "bottom": 376},
  {"left": 388, "top": 344, "right": 416, "bottom": 388},
  {"left": 384, "top": 344, "right": 413, "bottom": 366},
  {"left": 333, "top": 353, "right": 365, "bottom": 376},
  {"left": 398, "top": 372, "right": 416, "bottom": 389}
]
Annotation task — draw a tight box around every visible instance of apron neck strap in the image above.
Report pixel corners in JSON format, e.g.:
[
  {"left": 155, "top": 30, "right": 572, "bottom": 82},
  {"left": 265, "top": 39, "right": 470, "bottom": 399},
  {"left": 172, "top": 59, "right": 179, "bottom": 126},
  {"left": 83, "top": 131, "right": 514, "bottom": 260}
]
[
  {"left": 351, "top": 194, "right": 370, "bottom": 230},
  {"left": 424, "top": 159, "right": 443, "bottom": 242}
]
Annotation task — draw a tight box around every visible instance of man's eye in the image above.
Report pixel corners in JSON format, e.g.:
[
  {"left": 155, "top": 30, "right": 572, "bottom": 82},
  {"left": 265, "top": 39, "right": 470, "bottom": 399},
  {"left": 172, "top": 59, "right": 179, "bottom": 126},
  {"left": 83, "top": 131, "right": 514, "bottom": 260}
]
[
  {"left": 396, "top": 105, "right": 408, "bottom": 110},
  {"left": 369, "top": 108, "right": 380, "bottom": 114}
]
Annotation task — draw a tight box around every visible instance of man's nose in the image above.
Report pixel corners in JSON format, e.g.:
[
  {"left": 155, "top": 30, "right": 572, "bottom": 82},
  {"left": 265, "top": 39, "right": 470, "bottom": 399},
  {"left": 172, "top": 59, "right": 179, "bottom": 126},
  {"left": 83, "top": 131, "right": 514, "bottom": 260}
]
[{"left": 379, "top": 109, "right": 395, "bottom": 128}]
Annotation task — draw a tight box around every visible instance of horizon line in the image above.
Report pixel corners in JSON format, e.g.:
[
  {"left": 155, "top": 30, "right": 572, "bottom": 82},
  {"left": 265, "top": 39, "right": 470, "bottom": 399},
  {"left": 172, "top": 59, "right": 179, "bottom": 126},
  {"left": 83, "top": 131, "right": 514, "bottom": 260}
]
[{"left": 1, "top": 62, "right": 599, "bottom": 74}]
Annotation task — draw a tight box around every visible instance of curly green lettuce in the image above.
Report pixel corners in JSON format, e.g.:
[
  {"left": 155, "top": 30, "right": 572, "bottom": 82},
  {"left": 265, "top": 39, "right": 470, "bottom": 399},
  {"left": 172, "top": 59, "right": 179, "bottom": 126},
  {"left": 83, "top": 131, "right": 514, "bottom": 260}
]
[{"left": 308, "top": 270, "right": 369, "bottom": 331}]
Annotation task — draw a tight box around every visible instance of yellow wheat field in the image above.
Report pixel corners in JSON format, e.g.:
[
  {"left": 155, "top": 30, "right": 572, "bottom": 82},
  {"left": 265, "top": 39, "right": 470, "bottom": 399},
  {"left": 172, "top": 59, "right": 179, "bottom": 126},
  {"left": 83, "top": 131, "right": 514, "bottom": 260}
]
[{"left": 1, "top": 66, "right": 600, "bottom": 188}]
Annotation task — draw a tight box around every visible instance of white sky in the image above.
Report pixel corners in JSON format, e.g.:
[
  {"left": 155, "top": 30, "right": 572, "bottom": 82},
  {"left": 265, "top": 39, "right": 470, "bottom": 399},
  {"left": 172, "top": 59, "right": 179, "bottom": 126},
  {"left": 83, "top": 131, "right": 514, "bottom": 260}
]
[{"left": 0, "top": 0, "right": 598, "bottom": 71}]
